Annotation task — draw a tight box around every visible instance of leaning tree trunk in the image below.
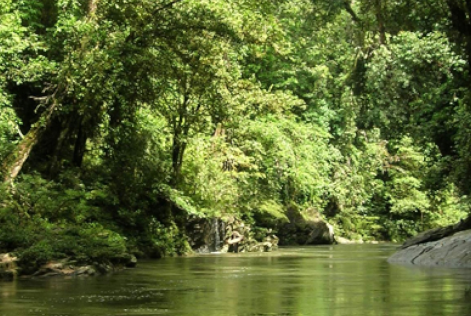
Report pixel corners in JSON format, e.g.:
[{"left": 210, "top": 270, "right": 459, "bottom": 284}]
[
  {"left": 2, "top": 0, "right": 101, "bottom": 184},
  {"left": 2, "top": 100, "right": 57, "bottom": 183}
]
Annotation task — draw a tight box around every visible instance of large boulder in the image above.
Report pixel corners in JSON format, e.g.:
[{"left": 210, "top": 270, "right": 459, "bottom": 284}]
[
  {"left": 388, "top": 229, "right": 471, "bottom": 268},
  {"left": 277, "top": 206, "right": 335, "bottom": 245},
  {"left": 398, "top": 216, "right": 471, "bottom": 250}
]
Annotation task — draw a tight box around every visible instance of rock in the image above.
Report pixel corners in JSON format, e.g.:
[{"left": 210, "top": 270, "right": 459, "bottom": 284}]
[
  {"left": 72, "top": 265, "right": 97, "bottom": 276},
  {"left": 194, "top": 245, "right": 211, "bottom": 253},
  {"left": 265, "top": 235, "right": 279, "bottom": 250},
  {"left": 398, "top": 216, "right": 471, "bottom": 250},
  {"left": 305, "top": 221, "right": 335, "bottom": 245},
  {"left": 126, "top": 255, "right": 138, "bottom": 268},
  {"left": 96, "top": 263, "right": 113, "bottom": 274},
  {"left": 186, "top": 217, "right": 226, "bottom": 253},
  {"left": 74, "top": 266, "right": 90, "bottom": 276},
  {"left": 336, "top": 236, "right": 356, "bottom": 244},
  {"left": 227, "top": 231, "right": 244, "bottom": 245},
  {"left": 262, "top": 241, "right": 273, "bottom": 252},
  {"left": 399, "top": 226, "right": 456, "bottom": 249},
  {"left": 388, "top": 216, "right": 471, "bottom": 268},
  {"left": 220, "top": 244, "right": 229, "bottom": 253},
  {"left": 31, "top": 258, "right": 73, "bottom": 277},
  {"left": 335, "top": 236, "right": 367, "bottom": 244},
  {"left": 0, "top": 253, "right": 18, "bottom": 267},
  {"left": 19, "top": 256, "right": 131, "bottom": 279},
  {"left": 0, "top": 269, "right": 17, "bottom": 281},
  {"left": 277, "top": 206, "right": 335, "bottom": 245},
  {"left": 187, "top": 216, "right": 275, "bottom": 253},
  {"left": 0, "top": 253, "right": 18, "bottom": 281},
  {"left": 110, "top": 253, "right": 138, "bottom": 268},
  {"left": 86, "top": 267, "right": 97, "bottom": 276},
  {"left": 388, "top": 229, "right": 471, "bottom": 268},
  {"left": 366, "top": 240, "right": 379, "bottom": 244}
]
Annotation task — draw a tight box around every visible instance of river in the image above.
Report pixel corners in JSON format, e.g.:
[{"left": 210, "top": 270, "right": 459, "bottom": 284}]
[{"left": 1, "top": 244, "right": 470, "bottom": 316}]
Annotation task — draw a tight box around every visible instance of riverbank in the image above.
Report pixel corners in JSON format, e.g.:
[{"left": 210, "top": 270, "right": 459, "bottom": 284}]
[{"left": 0, "top": 253, "right": 138, "bottom": 281}]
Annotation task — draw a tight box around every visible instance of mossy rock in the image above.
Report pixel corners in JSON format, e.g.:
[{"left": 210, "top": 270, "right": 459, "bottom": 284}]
[{"left": 278, "top": 206, "right": 335, "bottom": 245}]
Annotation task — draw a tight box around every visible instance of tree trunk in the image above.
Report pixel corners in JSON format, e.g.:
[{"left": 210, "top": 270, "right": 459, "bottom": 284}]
[
  {"left": 48, "top": 116, "right": 74, "bottom": 178},
  {"left": 89, "top": 0, "right": 99, "bottom": 15},
  {"left": 343, "top": 0, "right": 361, "bottom": 24},
  {"left": 2, "top": 100, "right": 57, "bottom": 183},
  {"left": 374, "top": 0, "right": 386, "bottom": 45},
  {"left": 2, "top": 1, "right": 101, "bottom": 184},
  {"left": 171, "top": 136, "right": 187, "bottom": 185},
  {"left": 447, "top": 0, "right": 471, "bottom": 73},
  {"left": 72, "top": 119, "right": 88, "bottom": 167}
]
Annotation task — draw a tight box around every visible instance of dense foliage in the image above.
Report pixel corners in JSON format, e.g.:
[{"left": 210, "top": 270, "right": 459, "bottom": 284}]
[{"left": 1, "top": 0, "right": 470, "bottom": 264}]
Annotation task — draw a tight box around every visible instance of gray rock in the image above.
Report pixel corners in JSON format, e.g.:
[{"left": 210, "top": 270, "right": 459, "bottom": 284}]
[
  {"left": 74, "top": 266, "right": 93, "bottom": 276},
  {"left": 400, "top": 216, "right": 471, "bottom": 249},
  {"left": 388, "top": 229, "right": 471, "bottom": 268}
]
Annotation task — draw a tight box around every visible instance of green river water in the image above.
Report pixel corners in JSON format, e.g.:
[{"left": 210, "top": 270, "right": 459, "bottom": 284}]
[{"left": 1, "top": 244, "right": 470, "bottom": 316}]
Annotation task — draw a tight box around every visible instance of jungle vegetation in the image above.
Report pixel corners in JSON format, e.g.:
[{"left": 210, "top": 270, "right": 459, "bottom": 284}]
[{"left": 1, "top": 0, "right": 470, "bottom": 267}]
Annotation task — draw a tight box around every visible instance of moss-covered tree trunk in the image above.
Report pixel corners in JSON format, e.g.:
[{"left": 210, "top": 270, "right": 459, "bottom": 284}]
[{"left": 2, "top": 101, "right": 57, "bottom": 183}]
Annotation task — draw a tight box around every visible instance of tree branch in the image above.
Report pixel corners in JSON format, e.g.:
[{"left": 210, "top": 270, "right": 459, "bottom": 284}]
[
  {"left": 152, "top": 0, "right": 185, "bottom": 16},
  {"left": 343, "top": 0, "right": 361, "bottom": 23}
]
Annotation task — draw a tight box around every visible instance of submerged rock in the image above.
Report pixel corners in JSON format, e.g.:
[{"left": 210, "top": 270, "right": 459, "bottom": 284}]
[{"left": 388, "top": 229, "right": 471, "bottom": 268}]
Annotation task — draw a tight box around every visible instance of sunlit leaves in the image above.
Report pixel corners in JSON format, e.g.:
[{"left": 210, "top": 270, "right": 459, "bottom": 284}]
[
  {"left": 2, "top": 0, "right": 471, "bottom": 254},
  {"left": 364, "top": 31, "right": 464, "bottom": 137}
]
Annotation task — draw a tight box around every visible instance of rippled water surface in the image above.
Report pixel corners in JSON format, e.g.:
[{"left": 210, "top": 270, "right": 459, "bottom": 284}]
[{"left": 1, "top": 244, "right": 470, "bottom": 316}]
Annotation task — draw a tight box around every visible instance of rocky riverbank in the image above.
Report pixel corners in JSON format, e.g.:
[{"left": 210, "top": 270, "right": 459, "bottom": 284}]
[
  {"left": 388, "top": 217, "right": 471, "bottom": 268},
  {"left": 186, "top": 216, "right": 279, "bottom": 253},
  {"left": 0, "top": 253, "right": 137, "bottom": 281}
]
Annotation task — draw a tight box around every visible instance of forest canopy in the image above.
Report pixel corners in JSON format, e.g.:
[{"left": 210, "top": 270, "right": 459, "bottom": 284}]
[{"left": 1, "top": 0, "right": 471, "bottom": 264}]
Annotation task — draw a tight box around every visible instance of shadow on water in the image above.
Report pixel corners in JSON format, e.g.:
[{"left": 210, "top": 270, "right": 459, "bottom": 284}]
[{"left": 1, "top": 244, "right": 470, "bottom": 316}]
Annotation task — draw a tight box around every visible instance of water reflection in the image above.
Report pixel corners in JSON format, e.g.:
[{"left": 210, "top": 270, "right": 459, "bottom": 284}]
[{"left": 1, "top": 245, "right": 470, "bottom": 316}]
